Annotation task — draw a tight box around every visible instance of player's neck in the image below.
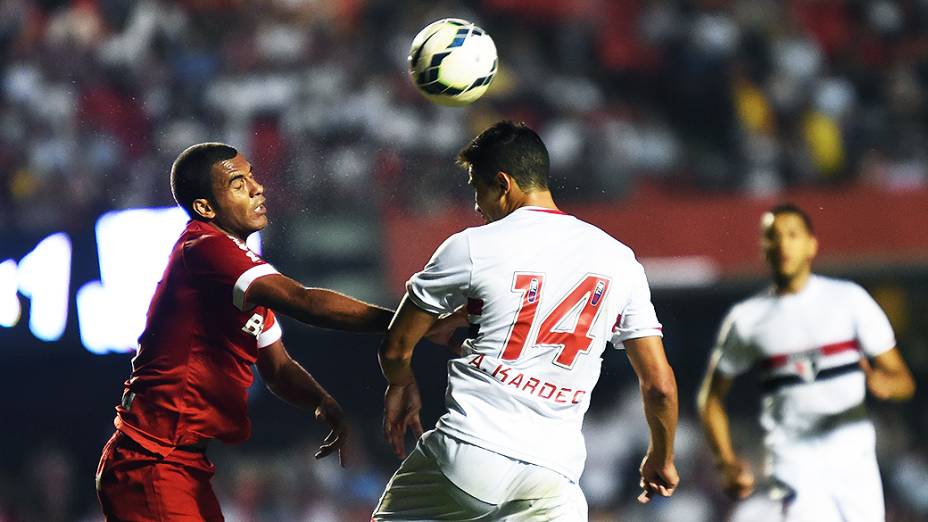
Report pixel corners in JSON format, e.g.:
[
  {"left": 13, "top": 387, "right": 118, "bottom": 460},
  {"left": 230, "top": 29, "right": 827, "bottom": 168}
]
[
  {"left": 515, "top": 190, "right": 559, "bottom": 212},
  {"left": 774, "top": 270, "right": 812, "bottom": 295},
  {"left": 208, "top": 220, "right": 248, "bottom": 242}
]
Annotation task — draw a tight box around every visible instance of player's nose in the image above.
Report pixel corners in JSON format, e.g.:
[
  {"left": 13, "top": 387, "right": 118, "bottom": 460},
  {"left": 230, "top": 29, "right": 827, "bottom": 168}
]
[{"left": 250, "top": 178, "right": 264, "bottom": 196}]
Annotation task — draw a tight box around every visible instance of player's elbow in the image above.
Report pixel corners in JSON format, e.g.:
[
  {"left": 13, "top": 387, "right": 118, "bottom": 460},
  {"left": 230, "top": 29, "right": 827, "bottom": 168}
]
[
  {"left": 640, "top": 369, "right": 677, "bottom": 404},
  {"left": 379, "top": 337, "right": 414, "bottom": 366},
  {"left": 896, "top": 374, "right": 916, "bottom": 401}
]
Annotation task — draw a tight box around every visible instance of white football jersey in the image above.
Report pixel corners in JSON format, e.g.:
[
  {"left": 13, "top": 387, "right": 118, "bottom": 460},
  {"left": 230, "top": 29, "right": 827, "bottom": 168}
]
[
  {"left": 712, "top": 275, "right": 896, "bottom": 449},
  {"left": 406, "top": 206, "right": 663, "bottom": 481}
]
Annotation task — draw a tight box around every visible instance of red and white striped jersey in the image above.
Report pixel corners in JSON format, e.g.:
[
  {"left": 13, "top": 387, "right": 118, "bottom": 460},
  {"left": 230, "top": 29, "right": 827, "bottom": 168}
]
[
  {"left": 712, "top": 274, "right": 895, "bottom": 444},
  {"left": 406, "top": 206, "right": 663, "bottom": 481}
]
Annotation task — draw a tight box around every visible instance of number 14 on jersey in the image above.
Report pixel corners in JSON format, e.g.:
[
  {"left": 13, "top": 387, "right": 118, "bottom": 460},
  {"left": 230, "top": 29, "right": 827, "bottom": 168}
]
[{"left": 501, "top": 273, "right": 612, "bottom": 369}]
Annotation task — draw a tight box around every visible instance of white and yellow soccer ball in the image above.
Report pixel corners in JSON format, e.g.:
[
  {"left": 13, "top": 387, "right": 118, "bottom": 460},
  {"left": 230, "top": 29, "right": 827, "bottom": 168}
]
[{"left": 408, "top": 18, "right": 498, "bottom": 107}]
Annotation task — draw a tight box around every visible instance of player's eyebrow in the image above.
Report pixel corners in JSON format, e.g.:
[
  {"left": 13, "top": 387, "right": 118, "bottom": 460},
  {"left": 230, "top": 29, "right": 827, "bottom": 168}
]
[{"left": 227, "top": 172, "right": 245, "bottom": 186}]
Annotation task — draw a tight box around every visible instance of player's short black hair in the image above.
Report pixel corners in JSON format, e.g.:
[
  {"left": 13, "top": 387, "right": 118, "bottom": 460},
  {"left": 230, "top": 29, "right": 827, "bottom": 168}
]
[
  {"left": 170, "top": 142, "right": 238, "bottom": 220},
  {"left": 766, "top": 202, "right": 814, "bottom": 234},
  {"left": 457, "top": 121, "right": 550, "bottom": 191}
]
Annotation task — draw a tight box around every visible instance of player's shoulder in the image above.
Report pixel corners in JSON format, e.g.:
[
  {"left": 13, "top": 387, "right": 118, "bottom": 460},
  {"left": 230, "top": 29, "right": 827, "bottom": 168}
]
[
  {"left": 182, "top": 221, "right": 235, "bottom": 253},
  {"left": 582, "top": 218, "right": 636, "bottom": 257},
  {"left": 727, "top": 287, "right": 776, "bottom": 324},
  {"left": 181, "top": 221, "right": 263, "bottom": 262},
  {"left": 811, "top": 274, "right": 871, "bottom": 303},
  {"left": 811, "top": 274, "right": 862, "bottom": 292}
]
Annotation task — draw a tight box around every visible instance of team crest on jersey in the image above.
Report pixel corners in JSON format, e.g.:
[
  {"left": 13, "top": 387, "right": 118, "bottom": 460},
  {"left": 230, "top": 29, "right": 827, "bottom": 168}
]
[
  {"left": 590, "top": 281, "right": 606, "bottom": 306},
  {"left": 242, "top": 313, "right": 264, "bottom": 337},
  {"left": 526, "top": 278, "right": 540, "bottom": 303},
  {"left": 791, "top": 352, "right": 820, "bottom": 382}
]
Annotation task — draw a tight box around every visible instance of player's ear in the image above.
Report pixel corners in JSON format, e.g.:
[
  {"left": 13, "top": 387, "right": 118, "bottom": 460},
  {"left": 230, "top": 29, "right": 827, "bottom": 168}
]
[
  {"left": 809, "top": 235, "right": 819, "bottom": 258},
  {"left": 495, "top": 171, "right": 511, "bottom": 194},
  {"left": 192, "top": 198, "right": 216, "bottom": 220}
]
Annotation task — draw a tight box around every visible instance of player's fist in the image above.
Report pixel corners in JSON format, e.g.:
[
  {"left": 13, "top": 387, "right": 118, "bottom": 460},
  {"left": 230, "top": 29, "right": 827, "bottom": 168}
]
[
  {"left": 719, "top": 459, "right": 754, "bottom": 500},
  {"left": 314, "top": 396, "right": 350, "bottom": 468},
  {"left": 637, "top": 453, "right": 679, "bottom": 504}
]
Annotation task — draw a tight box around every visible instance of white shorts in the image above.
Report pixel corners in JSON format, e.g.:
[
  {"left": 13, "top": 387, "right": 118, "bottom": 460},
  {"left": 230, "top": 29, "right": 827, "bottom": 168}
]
[
  {"left": 372, "top": 430, "right": 587, "bottom": 521},
  {"left": 733, "top": 422, "right": 884, "bottom": 522}
]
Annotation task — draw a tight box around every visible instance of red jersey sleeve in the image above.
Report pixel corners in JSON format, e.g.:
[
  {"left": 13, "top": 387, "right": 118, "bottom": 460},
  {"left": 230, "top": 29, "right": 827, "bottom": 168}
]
[{"left": 182, "top": 231, "right": 279, "bottom": 311}]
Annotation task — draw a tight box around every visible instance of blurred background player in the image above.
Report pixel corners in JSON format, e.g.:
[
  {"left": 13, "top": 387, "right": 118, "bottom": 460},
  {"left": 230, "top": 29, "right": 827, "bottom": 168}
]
[
  {"left": 372, "top": 121, "right": 679, "bottom": 520},
  {"left": 95, "top": 143, "right": 399, "bottom": 521},
  {"left": 697, "top": 203, "right": 915, "bottom": 521}
]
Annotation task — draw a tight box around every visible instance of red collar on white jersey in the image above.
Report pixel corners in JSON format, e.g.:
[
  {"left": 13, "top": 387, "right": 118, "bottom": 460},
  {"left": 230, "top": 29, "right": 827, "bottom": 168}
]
[{"left": 521, "top": 206, "right": 568, "bottom": 215}]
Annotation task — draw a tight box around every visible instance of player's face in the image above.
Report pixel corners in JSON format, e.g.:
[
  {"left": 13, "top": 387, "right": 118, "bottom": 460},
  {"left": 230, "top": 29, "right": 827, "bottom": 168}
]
[
  {"left": 468, "top": 168, "right": 505, "bottom": 223},
  {"left": 208, "top": 154, "right": 268, "bottom": 239},
  {"left": 762, "top": 212, "right": 817, "bottom": 282}
]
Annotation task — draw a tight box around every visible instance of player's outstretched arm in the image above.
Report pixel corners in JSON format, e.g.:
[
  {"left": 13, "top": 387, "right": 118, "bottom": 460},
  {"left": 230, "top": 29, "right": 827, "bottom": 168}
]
[
  {"left": 697, "top": 360, "right": 754, "bottom": 499},
  {"left": 860, "top": 347, "right": 916, "bottom": 401},
  {"left": 257, "top": 340, "right": 350, "bottom": 467},
  {"left": 380, "top": 294, "right": 438, "bottom": 458},
  {"left": 624, "top": 336, "right": 680, "bottom": 504},
  {"left": 246, "top": 274, "right": 394, "bottom": 332}
]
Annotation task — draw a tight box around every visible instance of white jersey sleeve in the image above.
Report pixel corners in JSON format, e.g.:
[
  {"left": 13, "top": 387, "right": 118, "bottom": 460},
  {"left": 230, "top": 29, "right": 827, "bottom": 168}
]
[
  {"left": 610, "top": 261, "right": 663, "bottom": 348},
  {"left": 712, "top": 306, "right": 757, "bottom": 377},
  {"left": 406, "top": 232, "right": 472, "bottom": 315},
  {"left": 848, "top": 284, "right": 896, "bottom": 357}
]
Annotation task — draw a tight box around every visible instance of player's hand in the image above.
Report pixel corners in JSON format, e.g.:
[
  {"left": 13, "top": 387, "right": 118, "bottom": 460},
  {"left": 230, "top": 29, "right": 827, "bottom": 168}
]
[
  {"left": 424, "top": 307, "right": 468, "bottom": 355},
  {"left": 383, "top": 382, "right": 424, "bottom": 459},
  {"left": 314, "top": 396, "right": 350, "bottom": 468},
  {"left": 637, "top": 453, "right": 679, "bottom": 504},
  {"left": 719, "top": 458, "right": 754, "bottom": 500}
]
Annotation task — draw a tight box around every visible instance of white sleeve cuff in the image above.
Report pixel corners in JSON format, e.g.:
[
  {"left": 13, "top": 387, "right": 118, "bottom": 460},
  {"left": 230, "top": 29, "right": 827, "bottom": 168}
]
[
  {"left": 405, "top": 282, "right": 448, "bottom": 316},
  {"left": 610, "top": 328, "right": 664, "bottom": 349},
  {"left": 257, "top": 319, "right": 282, "bottom": 348},
  {"left": 233, "top": 264, "right": 279, "bottom": 310}
]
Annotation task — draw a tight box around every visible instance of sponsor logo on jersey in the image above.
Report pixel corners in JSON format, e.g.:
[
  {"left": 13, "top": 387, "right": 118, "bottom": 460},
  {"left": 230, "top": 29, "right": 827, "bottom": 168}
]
[{"left": 242, "top": 313, "right": 264, "bottom": 337}]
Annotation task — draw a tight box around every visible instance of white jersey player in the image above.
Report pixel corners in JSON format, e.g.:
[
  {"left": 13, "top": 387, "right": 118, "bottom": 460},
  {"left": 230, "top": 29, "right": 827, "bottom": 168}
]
[
  {"left": 373, "top": 121, "right": 679, "bottom": 520},
  {"left": 698, "top": 204, "right": 915, "bottom": 522}
]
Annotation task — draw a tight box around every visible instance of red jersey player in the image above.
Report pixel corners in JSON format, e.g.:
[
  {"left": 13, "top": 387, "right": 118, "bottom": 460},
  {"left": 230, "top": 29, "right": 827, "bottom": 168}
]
[{"left": 96, "top": 143, "right": 398, "bottom": 521}]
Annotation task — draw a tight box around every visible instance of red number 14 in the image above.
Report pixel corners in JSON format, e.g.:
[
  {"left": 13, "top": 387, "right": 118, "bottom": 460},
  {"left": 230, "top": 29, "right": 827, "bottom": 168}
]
[{"left": 501, "top": 273, "right": 611, "bottom": 368}]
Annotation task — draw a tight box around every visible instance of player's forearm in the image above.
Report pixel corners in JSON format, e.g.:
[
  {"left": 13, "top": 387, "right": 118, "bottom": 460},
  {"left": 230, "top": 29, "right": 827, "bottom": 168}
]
[
  {"left": 868, "top": 369, "right": 916, "bottom": 401},
  {"left": 265, "top": 359, "right": 333, "bottom": 410},
  {"left": 640, "top": 373, "right": 678, "bottom": 465},
  {"left": 299, "top": 288, "right": 394, "bottom": 332},
  {"left": 697, "top": 393, "right": 739, "bottom": 466}
]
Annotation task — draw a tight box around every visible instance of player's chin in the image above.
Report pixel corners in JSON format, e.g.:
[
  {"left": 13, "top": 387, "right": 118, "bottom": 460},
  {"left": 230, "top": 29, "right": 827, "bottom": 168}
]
[{"left": 250, "top": 215, "right": 269, "bottom": 230}]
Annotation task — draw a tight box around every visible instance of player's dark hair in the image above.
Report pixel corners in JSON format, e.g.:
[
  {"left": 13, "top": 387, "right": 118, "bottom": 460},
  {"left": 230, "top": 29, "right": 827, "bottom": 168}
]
[
  {"left": 768, "top": 202, "right": 814, "bottom": 234},
  {"left": 457, "top": 121, "right": 550, "bottom": 191},
  {"left": 170, "top": 142, "right": 238, "bottom": 220}
]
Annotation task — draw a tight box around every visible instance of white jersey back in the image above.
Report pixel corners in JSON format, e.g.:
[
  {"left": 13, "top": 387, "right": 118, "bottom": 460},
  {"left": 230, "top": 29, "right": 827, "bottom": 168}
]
[
  {"left": 712, "top": 275, "right": 895, "bottom": 450},
  {"left": 406, "top": 206, "right": 663, "bottom": 481}
]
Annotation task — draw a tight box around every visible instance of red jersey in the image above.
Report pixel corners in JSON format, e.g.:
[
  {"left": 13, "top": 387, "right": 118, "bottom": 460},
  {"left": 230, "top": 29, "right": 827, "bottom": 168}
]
[{"left": 114, "top": 220, "right": 282, "bottom": 456}]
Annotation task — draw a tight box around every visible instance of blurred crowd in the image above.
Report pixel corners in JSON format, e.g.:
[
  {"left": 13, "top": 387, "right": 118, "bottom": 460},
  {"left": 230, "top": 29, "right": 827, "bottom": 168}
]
[
  {"left": 3, "top": 0, "right": 928, "bottom": 520},
  {"left": 4, "top": 0, "right": 928, "bottom": 233}
]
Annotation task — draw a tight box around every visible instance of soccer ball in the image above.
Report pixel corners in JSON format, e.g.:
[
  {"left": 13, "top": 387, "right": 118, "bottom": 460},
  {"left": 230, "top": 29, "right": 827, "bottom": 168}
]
[{"left": 408, "top": 18, "right": 498, "bottom": 107}]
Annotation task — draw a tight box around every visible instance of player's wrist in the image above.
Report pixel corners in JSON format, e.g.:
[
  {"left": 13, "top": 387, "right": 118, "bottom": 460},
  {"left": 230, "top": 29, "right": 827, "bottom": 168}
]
[
  {"left": 386, "top": 378, "right": 416, "bottom": 387},
  {"left": 715, "top": 457, "right": 740, "bottom": 471}
]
